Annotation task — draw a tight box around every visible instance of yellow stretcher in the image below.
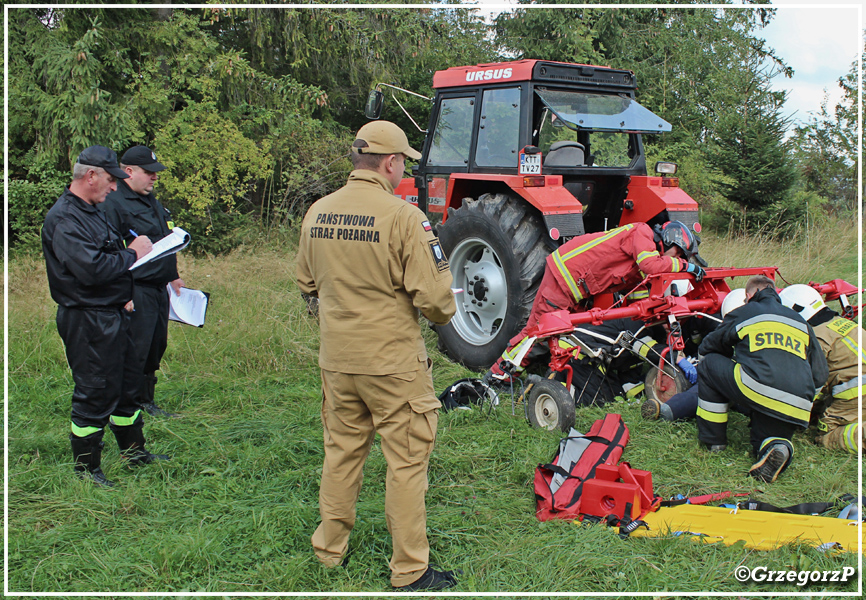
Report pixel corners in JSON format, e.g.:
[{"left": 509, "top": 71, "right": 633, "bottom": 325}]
[{"left": 629, "top": 504, "right": 864, "bottom": 553}]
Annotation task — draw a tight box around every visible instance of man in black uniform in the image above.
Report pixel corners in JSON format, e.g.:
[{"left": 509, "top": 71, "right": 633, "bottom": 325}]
[
  {"left": 102, "top": 146, "right": 184, "bottom": 418},
  {"left": 42, "top": 145, "right": 169, "bottom": 487},
  {"left": 696, "top": 275, "right": 828, "bottom": 483}
]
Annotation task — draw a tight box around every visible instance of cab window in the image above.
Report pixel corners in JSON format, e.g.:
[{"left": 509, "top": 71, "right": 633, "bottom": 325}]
[
  {"left": 475, "top": 87, "right": 520, "bottom": 168},
  {"left": 427, "top": 97, "right": 475, "bottom": 167}
]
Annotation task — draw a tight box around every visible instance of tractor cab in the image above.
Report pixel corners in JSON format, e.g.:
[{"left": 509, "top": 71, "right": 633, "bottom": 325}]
[{"left": 367, "top": 59, "right": 700, "bottom": 370}]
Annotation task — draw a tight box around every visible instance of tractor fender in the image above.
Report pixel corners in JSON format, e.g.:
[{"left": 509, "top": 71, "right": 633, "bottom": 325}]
[
  {"left": 444, "top": 173, "right": 583, "bottom": 240},
  {"left": 622, "top": 175, "right": 699, "bottom": 230}
]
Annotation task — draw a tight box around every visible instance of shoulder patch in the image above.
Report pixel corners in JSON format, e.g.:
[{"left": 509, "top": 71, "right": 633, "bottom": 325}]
[
  {"left": 828, "top": 317, "right": 856, "bottom": 337},
  {"left": 428, "top": 238, "right": 449, "bottom": 273},
  {"left": 421, "top": 220, "right": 432, "bottom": 232}
]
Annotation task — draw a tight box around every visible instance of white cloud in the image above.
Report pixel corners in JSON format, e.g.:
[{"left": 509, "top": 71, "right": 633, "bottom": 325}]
[{"left": 759, "top": 4, "right": 861, "bottom": 126}]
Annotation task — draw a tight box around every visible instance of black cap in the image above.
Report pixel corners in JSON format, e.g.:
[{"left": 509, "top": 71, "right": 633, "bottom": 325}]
[
  {"left": 120, "top": 146, "right": 166, "bottom": 172},
  {"left": 76, "top": 145, "right": 129, "bottom": 179}
]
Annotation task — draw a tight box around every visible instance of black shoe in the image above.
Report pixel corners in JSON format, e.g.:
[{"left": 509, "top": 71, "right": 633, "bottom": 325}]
[
  {"left": 395, "top": 566, "right": 459, "bottom": 591},
  {"left": 141, "top": 402, "right": 176, "bottom": 418},
  {"left": 124, "top": 449, "right": 171, "bottom": 467},
  {"left": 76, "top": 467, "right": 115, "bottom": 487},
  {"left": 339, "top": 549, "right": 352, "bottom": 568},
  {"left": 749, "top": 443, "right": 791, "bottom": 483}
]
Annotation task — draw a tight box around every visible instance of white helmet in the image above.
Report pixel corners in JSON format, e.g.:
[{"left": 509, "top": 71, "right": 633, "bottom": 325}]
[
  {"left": 664, "top": 279, "right": 694, "bottom": 297},
  {"left": 780, "top": 284, "right": 826, "bottom": 321},
  {"left": 721, "top": 288, "right": 747, "bottom": 317}
]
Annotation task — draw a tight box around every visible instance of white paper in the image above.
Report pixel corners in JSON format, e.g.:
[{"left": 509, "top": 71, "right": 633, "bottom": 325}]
[
  {"left": 168, "top": 285, "right": 208, "bottom": 327},
  {"left": 130, "top": 227, "right": 191, "bottom": 270}
]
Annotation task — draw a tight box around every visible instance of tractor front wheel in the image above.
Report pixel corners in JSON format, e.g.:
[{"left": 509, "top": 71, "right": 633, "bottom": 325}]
[{"left": 436, "top": 192, "right": 552, "bottom": 371}]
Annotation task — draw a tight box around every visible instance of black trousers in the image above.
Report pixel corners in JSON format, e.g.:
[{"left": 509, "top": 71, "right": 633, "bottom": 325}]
[
  {"left": 56, "top": 306, "right": 140, "bottom": 432},
  {"left": 127, "top": 284, "right": 170, "bottom": 404},
  {"left": 696, "top": 353, "right": 798, "bottom": 454}
]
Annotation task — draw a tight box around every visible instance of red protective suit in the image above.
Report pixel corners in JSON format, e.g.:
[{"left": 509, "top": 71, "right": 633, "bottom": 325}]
[{"left": 500, "top": 222, "right": 690, "bottom": 367}]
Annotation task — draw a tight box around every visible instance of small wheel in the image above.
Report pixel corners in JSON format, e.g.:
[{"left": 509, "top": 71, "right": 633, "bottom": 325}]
[
  {"left": 644, "top": 363, "right": 690, "bottom": 403},
  {"left": 527, "top": 378, "right": 576, "bottom": 432}
]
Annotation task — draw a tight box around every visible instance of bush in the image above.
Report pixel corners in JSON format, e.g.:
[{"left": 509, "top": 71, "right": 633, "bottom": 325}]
[
  {"left": 8, "top": 169, "right": 68, "bottom": 254},
  {"left": 154, "top": 101, "right": 274, "bottom": 253}
]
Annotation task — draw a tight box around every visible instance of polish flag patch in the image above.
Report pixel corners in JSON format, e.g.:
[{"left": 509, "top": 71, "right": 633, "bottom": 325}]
[{"left": 421, "top": 220, "right": 432, "bottom": 232}]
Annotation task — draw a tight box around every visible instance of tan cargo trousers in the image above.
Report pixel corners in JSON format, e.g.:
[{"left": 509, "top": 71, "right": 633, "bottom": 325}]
[
  {"left": 312, "top": 360, "right": 440, "bottom": 587},
  {"left": 816, "top": 396, "right": 863, "bottom": 453}
]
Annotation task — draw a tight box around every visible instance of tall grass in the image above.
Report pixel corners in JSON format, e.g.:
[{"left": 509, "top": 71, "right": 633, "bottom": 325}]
[
  {"left": 6, "top": 217, "right": 861, "bottom": 594},
  {"left": 702, "top": 215, "right": 860, "bottom": 289}
]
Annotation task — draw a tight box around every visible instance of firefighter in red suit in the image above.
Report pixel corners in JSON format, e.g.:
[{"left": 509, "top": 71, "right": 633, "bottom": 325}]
[{"left": 489, "top": 221, "right": 705, "bottom": 380}]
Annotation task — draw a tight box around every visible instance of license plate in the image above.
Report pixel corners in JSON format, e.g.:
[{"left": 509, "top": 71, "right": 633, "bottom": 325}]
[{"left": 520, "top": 153, "right": 541, "bottom": 175}]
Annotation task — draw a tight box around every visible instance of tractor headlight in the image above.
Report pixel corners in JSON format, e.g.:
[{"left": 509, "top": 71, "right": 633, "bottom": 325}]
[{"left": 655, "top": 162, "right": 678, "bottom": 175}]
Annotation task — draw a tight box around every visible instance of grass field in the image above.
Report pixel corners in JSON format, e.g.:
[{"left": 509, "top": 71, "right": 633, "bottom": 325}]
[{"left": 6, "top": 220, "right": 862, "bottom": 595}]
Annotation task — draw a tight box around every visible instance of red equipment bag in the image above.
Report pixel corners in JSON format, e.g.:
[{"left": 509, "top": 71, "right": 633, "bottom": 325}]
[{"left": 534, "top": 413, "right": 629, "bottom": 521}]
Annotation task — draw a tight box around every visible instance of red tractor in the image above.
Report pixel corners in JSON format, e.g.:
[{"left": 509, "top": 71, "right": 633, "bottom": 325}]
[{"left": 366, "top": 59, "right": 699, "bottom": 370}]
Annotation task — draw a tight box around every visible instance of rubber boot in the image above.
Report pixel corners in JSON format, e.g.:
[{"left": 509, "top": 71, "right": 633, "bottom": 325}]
[
  {"left": 70, "top": 431, "right": 114, "bottom": 487},
  {"left": 110, "top": 423, "right": 170, "bottom": 467}
]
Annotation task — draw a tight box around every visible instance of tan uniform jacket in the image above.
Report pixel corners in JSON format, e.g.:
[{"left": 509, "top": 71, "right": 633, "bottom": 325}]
[
  {"left": 814, "top": 316, "right": 865, "bottom": 398},
  {"left": 297, "top": 169, "right": 456, "bottom": 375}
]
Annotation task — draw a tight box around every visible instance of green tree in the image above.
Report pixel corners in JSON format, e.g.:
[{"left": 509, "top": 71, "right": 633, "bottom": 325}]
[
  {"left": 494, "top": 1, "right": 602, "bottom": 64},
  {"left": 789, "top": 47, "right": 861, "bottom": 214},
  {"left": 494, "top": 1, "right": 796, "bottom": 221}
]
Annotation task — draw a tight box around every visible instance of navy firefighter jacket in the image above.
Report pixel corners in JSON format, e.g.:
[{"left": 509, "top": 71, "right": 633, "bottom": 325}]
[{"left": 699, "top": 286, "right": 829, "bottom": 426}]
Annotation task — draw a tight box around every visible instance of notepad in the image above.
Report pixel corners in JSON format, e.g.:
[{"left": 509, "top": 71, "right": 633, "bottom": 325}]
[
  {"left": 168, "top": 286, "right": 209, "bottom": 327},
  {"left": 130, "top": 227, "right": 191, "bottom": 270}
]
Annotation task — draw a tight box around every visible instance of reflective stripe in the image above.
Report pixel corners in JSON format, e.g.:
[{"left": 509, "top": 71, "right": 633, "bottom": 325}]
[
  {"left": 109, "top": 409, "right": 142, "bottom": 427},
  {"left": 840, "top": 336, "right": 866, "bottom": 364},
  {"left": 558, "top": 339, "right": 583, "bottom": 359},
  {"left": 636, "top": 250, "right": 659, "bottom": 264},
  {"left": 842, "top": 424, "right": 860, "bottom": 453},
  {"left": 734, "top": 364, "right": 812, "bottom": 423},
  {"left": 759, "top": 436, "right": 791, "bottom": 454},
  {"left": 71, "top": 423, "right": 101, "bottom": 437},
  {"left": 635, "top": 336, "right": 656, "bottom": 358},
  {"left": 625, "top": 383, "right": 644, "bottom": 398},
  {"left": 832, "top": 376, "right": 864, "bottom": 401},
  {"left": 736, "top": 314, "right": 809, "bottom": 335},
  {"left": 697, "top": 398, "right": 729, "bottom": 423},
  {"left": 552, "top": 225, "right": 634, "bottom": 301},
  {"left": 501, "top": 336, "right": 534, "bottom": 372},
  {"left": 627, "top": 289, "right": 649, "bottom": 300},
  {"left": 737, "top": 321, "right": 810, "bottom": 360}
]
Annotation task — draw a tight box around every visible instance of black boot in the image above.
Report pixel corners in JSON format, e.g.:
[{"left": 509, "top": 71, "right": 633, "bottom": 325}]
[
  {"left": 70, "top": 431, "right": 114, "bottom": 487},
  {"left": 110, "top": 423, "right": 170, "bottom": 467},
  {"left": 141, "top": 373, "right": 176, "bottom": 418}
]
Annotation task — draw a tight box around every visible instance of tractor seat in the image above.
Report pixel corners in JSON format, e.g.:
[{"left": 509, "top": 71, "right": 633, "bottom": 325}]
[{"left": 545, "top": 141, "right": 586, "bottom": 167}]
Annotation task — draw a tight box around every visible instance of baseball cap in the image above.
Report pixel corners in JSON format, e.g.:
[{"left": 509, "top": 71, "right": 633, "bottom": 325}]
[
  {"left": 121, "top": 145, "right": 167, "bottom": 172},
  {"left": 352, "top": 121, "right": 421, "bottom": 160},
  {"left": 76, "top": 145, "right": 129, "bottom": 179}
]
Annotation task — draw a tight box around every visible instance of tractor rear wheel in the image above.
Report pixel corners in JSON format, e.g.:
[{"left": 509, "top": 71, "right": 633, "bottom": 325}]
[{"left": 436, "top": 192, "right": 552, "bottom": 371}]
